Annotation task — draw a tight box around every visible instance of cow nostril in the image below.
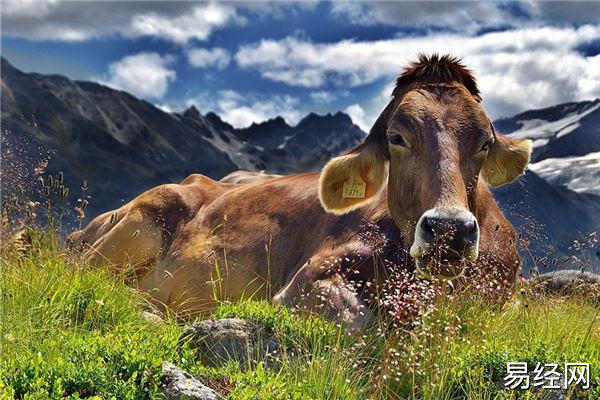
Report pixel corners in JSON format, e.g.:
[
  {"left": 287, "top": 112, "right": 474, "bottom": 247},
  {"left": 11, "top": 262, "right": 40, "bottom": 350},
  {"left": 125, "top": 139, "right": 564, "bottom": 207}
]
[
  {"left": 422, "top": 217, "right": 437, "bottom": 237},
  {"left": 466, "top": 220, "right": 477, "bottom": 234},
  {"left": 462, "top": 220, "right": 479, "bottom": 245}
]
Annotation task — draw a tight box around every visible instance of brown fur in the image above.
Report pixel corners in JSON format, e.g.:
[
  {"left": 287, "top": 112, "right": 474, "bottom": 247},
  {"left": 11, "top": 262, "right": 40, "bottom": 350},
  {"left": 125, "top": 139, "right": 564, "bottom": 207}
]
[
  {"left": 219, "top": 170, "right": 283, "bottom": 184},
  {"left": 69, "top": 55, "right": 531, "bottom": 329}
]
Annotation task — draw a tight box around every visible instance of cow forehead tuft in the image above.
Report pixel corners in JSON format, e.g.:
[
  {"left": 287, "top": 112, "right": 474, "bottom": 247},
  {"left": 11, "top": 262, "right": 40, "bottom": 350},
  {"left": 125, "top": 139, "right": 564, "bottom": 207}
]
[{"left": 393, "top": 53, "right": 480, "bottom": 101}]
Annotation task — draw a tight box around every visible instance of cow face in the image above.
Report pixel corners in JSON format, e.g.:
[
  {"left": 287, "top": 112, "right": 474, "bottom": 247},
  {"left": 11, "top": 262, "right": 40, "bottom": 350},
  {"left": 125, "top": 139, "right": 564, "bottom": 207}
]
[{"left": 319, "top": 55, "right": 531, "bottom": 280}]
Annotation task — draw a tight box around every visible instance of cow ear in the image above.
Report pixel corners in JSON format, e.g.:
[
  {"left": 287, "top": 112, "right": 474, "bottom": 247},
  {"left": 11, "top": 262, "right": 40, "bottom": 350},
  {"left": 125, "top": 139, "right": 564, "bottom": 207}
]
[
  {"left": 482, "top": 134, "right": 532, "bottom": 187},
  {"left": 319, "top": 144, "right": 387, "bottom": 214}
]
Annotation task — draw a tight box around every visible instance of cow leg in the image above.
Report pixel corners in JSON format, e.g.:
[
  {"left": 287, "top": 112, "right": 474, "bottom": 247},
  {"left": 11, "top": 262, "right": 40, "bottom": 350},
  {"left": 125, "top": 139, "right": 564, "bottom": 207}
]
[{"left": 273, "top": 251, "right": 375, "bottom": 332}]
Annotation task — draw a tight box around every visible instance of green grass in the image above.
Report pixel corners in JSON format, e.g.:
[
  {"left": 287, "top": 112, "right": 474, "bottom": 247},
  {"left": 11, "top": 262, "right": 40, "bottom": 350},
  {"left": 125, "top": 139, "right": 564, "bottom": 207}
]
[{"left": 1, "top": 227, "right": 599, "bottom": 399}]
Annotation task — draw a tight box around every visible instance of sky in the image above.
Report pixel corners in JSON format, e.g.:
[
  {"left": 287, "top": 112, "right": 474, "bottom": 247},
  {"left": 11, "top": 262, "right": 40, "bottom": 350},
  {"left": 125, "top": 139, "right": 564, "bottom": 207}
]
[{"left": 2, "top": 0, "right": 600, "bottom": 131}]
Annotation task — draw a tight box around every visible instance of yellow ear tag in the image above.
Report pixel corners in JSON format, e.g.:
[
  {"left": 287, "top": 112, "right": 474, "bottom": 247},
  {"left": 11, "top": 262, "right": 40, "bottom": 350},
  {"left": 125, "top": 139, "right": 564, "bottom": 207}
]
[{"left": 342, "top": 174, "right": 366, "bottom": 199}]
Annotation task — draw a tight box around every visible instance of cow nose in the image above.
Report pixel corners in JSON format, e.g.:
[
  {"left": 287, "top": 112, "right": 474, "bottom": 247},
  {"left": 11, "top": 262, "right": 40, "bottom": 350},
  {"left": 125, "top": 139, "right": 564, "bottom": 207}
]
[
  {"left": 422, "top": 215, "right": 478, "bottom": 250},
  {"left": 412, "top": 207, "right": 480, "bottom": 261}
]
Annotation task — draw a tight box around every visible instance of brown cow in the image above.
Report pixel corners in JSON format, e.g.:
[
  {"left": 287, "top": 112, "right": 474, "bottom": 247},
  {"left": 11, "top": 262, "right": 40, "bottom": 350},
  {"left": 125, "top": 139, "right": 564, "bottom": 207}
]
[{"left": 69, "top": 55, "right": 531, "bottom": 330}]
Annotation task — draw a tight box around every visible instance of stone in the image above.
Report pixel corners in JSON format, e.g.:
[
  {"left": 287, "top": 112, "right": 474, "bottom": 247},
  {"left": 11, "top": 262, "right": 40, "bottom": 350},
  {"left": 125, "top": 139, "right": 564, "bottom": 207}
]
[
  {"left": 533, "top": 270, "right": 600, "bottom": 291},
  {"left": 140, "top": 311, "right": 163, "bottom": 324},
  {"left": 179, "top": 318, "right": 280, "bottom": 369},
  {"left": 160, "top": 361, "right": 221, "bottom": 400}
]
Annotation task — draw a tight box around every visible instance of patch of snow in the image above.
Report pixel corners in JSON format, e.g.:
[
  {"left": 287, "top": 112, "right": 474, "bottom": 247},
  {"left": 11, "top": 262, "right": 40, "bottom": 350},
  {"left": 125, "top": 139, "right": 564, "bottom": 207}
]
[
  {"left": 531, "top": 138, "right": 549, "bottom": 149},
  {"left": 277, "top": 135, "right": 295, "bottom": 149},
  {"left": 529, "top": 152, "right": 600, "bottom": 196},
  {"left": 203, "top": 127, "right": 257, "bottom": 171},
  {"left": 508, "top": 102, "right": 600, "bottom": 141},
  {"left": 518, "top": 118, "right": 549, "bottom": 131},
  {"left": 556, "top": 122, "right": 580, "bottom": 138}
]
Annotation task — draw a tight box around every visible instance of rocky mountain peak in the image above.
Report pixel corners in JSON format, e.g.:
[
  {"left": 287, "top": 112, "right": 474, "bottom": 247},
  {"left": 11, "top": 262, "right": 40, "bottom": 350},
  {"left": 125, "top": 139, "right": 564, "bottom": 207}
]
[
  {"left": 254, "top": 116, "right": 288, "bottom": 129},
  {"left": 182, "top": 105, "right": 202, "bottom": 121},
  {"left": 297, "top": 111, "right": 354, "bottom": 130}
]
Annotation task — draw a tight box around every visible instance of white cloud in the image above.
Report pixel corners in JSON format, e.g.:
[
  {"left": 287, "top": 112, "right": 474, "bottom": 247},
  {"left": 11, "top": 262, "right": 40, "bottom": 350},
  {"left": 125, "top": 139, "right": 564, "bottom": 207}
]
[
  {"left": 346, "top": 82, "right": 395, "bottom": 133},
  {"left": 185, "top": 90, "right": 303, "bottom": 129},
  {"left": 155, "top": 103, "right": 173, "bottom": 113},
  {"left": 128, "top": 4, "right": 243, "bottom": 44},
  {"left": 1, "top": 1, "right": 243, "bottom": 44},
  {"left": 310, "top": 91, "right": 336, "bottom": 104},
  {"left": 235, "top": 35, "right": 398, "bottom": 88},
  {"left": 235, "top": 25, "right": 600, "bottom": 119},
  {"left": 98, "top": 52, "right": 176, "bottom": 99},
  {"left": 344, "top": 104, "right": 369, "bottom": 132},
  {"left": 187, "top": 47, "right": 231, "bottom": 69}
]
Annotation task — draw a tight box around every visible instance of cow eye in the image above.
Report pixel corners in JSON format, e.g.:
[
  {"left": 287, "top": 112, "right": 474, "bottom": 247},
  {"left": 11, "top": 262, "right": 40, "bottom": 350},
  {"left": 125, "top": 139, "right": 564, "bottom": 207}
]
[
  {"left": 480, "top": 139, "right": 494, "bottom": 153},
  {"left": 388, "top": 135, "right": 406, "bottom": 147}
]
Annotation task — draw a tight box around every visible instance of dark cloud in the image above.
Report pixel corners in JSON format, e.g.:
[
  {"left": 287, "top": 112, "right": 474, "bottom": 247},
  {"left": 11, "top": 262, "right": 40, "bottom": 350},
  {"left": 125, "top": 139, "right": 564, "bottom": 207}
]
[
  {"left": 1, "top": 1, "right": 243, "bottom": 43},
  {"left": 331, "top": 0, "right": 600, "bottom": 31}
]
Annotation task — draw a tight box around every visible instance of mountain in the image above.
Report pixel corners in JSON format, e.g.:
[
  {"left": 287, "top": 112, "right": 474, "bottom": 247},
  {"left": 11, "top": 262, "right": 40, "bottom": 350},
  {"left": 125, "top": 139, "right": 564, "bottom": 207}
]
[
  {"left": 0, "top": 58, "right": 364, "bottom": 220},
  {"left": 177, "top": 107, "right": 364, "bottom": 174},
  {"left": 1, "top": 58, "right": 597, "bottom": 270},
  {"left": 492, "top": 171, "right": 600, "bottom": 272},
  {"left": 493, "top": 100, "right": 600, "bottom": 270},
  {"left": 1, "top": 57, "right": 237, "bottom": 220},
  {"left": 495, "top": 99, "right": 600, "bottom": 196}
]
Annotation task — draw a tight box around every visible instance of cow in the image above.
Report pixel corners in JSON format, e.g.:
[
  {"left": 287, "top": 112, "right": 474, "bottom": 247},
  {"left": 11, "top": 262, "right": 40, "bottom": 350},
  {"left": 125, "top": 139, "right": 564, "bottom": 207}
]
[{"left": 68, "top": 54, "right": 532, "bottom": 330}]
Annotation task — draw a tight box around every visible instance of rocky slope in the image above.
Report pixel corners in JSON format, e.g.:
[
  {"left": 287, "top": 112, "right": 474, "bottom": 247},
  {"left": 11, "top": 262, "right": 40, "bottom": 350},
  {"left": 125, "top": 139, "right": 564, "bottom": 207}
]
[
  {"left": 1, "top": 58, "right": 363, "bottom": 220},
  {"left": 178, "top": 107, "right": 364, "bottom": 174}
]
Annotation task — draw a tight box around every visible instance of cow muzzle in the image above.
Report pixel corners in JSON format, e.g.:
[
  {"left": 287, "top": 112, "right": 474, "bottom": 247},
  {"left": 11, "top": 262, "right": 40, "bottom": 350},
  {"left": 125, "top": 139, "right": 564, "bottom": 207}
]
[{"left": 409, "top": 207, "right": 479, "bottom": 280}]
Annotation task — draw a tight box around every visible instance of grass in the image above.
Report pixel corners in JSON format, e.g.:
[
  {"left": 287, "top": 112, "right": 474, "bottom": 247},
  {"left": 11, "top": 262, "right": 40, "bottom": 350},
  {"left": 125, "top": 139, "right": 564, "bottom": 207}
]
[{"left": 1, "top": 227, "right": 599, "bottom": 400}]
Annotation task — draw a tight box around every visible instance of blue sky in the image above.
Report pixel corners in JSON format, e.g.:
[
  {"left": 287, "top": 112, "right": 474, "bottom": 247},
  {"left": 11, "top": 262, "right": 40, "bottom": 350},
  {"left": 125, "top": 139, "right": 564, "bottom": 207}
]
[{"left": 2, "top": 1, "right": 599, "bottom": 130}]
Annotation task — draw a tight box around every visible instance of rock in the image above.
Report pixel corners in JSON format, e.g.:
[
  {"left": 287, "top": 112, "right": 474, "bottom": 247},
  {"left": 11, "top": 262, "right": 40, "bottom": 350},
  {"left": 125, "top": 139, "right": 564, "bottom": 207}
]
[
  {"left": 497, "top": 369, "right": 569, "bottom": 400},
  {"left": 140, "top": 310, "right": 163, "bottom": 324},
  {"left": 179, "top": 318, "right": 280, "bottom": 369},
  {"left": 160, "top": 361, "right": 221, "bottom": 400},
  {"left": 539, "top": 373, "right": 567, "bottom": 400},
  {"left": 531, "top": 269, "right": 600, "bottom": 293}
]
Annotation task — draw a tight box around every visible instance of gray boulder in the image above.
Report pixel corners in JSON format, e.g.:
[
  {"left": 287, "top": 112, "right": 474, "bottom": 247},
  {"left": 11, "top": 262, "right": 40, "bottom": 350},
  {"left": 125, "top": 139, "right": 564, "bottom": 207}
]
[
  {"left": 531, "top": 269, "right": 600, "bottom": 293},
  {"left": 160, "top": 361, "right": 221, "bottom": 400},
  {"left": 179, "top": 318, "right": 280, "bottom": 369}
]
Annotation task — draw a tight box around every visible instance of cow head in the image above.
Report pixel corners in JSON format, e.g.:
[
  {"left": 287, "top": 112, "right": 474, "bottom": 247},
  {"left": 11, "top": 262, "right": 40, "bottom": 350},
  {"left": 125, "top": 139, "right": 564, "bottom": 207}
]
[{"left": 319, "top": 54, "right": 531, "bottom": 280}]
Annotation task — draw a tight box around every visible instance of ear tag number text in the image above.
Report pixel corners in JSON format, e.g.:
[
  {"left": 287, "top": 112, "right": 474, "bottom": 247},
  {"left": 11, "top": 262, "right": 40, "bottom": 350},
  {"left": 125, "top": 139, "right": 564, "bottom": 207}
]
[{"left": 343, "top": 176, "right": 366, "bottom": 199}]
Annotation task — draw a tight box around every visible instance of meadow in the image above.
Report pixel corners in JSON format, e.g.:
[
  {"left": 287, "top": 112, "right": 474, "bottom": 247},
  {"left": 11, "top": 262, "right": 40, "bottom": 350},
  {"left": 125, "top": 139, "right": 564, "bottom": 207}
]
[{"left": 1, "top": 223, "right": 599, "bottom": 400}]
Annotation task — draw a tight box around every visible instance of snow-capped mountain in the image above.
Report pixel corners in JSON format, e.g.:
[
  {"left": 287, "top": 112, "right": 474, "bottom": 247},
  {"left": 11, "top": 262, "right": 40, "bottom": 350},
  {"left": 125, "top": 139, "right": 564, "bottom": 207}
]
[
  {"left": 496, "top": 100, "right": 600, "bottom": 153},
  {"left": 493, "top": 100, "right": 600, "bottom": 270},
  {"left": 528, "top": 152, "right": 600, "bottom": 196},
  {"left": 494, "top": 99, "right": 600, "bottom": 197}
]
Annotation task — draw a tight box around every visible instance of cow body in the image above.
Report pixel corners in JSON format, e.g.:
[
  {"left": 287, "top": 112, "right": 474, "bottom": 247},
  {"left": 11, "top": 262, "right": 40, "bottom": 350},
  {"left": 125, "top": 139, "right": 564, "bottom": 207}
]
[
  {"left": 70, "top": 170, "right": 518, "bottom": 329},
  {"left": 69, "top": 55, "right": 531, "bottom": 329}
]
